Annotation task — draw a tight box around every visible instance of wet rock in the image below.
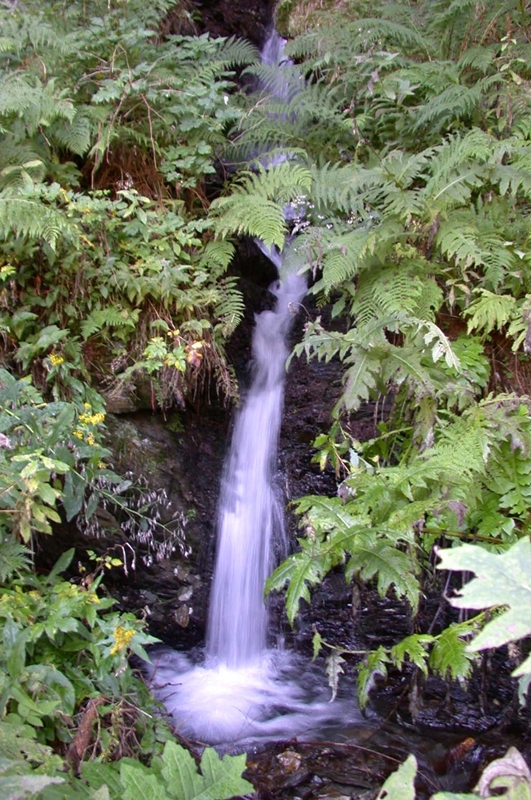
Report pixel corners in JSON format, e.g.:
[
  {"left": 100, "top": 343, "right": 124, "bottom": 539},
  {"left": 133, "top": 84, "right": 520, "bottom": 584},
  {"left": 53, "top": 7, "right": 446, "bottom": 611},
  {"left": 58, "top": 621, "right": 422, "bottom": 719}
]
[{"left": 174, "top": 605, "right": 191, "bottom": 628}]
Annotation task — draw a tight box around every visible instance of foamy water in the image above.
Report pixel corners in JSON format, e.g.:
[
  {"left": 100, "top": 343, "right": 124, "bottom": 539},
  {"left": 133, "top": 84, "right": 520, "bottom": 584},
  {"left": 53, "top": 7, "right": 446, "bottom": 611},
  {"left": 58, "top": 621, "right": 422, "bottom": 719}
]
[{"left": 145, "top": 647, "right": 360, "bottom": 749}]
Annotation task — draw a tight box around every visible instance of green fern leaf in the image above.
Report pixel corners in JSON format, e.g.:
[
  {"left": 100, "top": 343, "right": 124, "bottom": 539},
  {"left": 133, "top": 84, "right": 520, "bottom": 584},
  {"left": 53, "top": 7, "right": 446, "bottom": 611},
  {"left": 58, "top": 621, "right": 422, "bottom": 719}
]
[
  {"left": 464, "top": 289, "right": 516, "bottom": 336},
  {"left": 0, "top": 535, "right": 31, "bottom": 583},
  {"left": 429, "top": 622, "right": 477, "bottom": 681},
  {"left": 265, "top": 539, "right": 334, "bottom": 624},
  {"left": 345, "top": 532, "right": 420, "bottom": 612},
  {"left": 390, "top": 634, "right": 433, "bottom": 675},
  {"left": 210, "top": 194, "right": 287, "bottom": 249}
]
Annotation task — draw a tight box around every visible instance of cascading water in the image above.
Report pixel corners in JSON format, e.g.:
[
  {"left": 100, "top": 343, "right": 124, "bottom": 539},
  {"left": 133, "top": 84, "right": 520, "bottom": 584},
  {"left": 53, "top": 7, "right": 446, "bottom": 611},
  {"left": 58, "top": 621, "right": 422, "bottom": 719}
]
[
  {"left": 144, "top": 30, "right": 361, "bottom": 750},
  {"left": 206, "top": 271, "right": 306, "bottom": 669}
]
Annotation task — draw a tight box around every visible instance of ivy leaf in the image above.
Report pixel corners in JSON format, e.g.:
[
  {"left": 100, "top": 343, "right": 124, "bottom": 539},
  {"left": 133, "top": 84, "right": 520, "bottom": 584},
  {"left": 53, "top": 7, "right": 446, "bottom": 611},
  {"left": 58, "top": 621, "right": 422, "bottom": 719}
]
[
  {"left": 376, "top": 753, "right": 417, "bottom": 800},
  {"left": 437, "top": 539, "right": 531, "bottom": 652}
]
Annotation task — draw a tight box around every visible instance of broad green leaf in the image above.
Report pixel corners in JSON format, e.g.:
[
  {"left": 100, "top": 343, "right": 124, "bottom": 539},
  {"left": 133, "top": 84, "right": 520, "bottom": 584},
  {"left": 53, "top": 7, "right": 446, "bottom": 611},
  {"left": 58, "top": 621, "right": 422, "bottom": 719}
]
[
  {"left": 376, "top": 753, "right": 417, "bottom": 800},
  {"left": 0, "top": 773, "right": 64, "bottom": 799},
  {"left": 160, "top": 741, "right": 201, "bottom": 800},
  {"left": 437, "top": 539, "right": 531, "bottom": 654},
  {"left": 160, "top": 741, "right": 253, "bottom": 800},
  {"left": 120, "top": 762, "right": 167, "bottom": 800},
  {"left": 192, "top": 748, "right": 253, "bottom": 800}
]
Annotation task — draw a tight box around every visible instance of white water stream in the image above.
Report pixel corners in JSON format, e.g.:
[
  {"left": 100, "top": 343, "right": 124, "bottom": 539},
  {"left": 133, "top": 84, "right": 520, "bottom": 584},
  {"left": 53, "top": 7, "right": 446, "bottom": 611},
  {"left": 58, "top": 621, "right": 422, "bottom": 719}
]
[
  {"left": 145, "top": 31, "right": 360, "bottom": 750},
  {"left": 147, "top": 270, "right": 358, "bottom": 748}
]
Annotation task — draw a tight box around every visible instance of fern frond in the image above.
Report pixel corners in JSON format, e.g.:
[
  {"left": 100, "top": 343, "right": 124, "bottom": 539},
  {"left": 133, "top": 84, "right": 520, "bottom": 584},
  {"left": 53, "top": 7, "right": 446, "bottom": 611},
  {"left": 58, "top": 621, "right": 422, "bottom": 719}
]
[
  {"left": 464, "top": 290, "right": 517, "bottom": 336},
  {"left": 213, "top": 277, "right": 245, "bottom": 336},
  {"left": 51, "top": 112, "right": 93, "bottom": 157},
  {"left": 199, "top": 240, "right": 236, "bottom": 276},
  {"left": 0, "top": 192, "right": 76, "bottom": 250},
  {"left": 210, "top": 194, "right": 287, "bottom": 249},
  {"left": 457, "top": 44, "right": 497, "bottom": 75},
  {"left": 0, "top": 534, "right": 31, "bottom": 583},
  {"left": 210, "top": 161, "right": 312, "bottom": 248},
  {"left": 216, "top": 35, "right": 260, "bottom": 67},
  {"left": 309, "top": 228, "right": 375, "bottom": 293},
  {"left": 412, "top": 82, "right": 482, "bottom": 134}
]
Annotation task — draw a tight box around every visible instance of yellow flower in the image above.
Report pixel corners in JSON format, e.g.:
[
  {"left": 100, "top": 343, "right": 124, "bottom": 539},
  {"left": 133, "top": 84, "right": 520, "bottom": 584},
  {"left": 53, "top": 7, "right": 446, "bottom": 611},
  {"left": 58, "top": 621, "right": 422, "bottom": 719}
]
[
  {"left": 86, "top": 433, "right": 95, "bottom": 446},
  {"left": 79, "top": 412, "right": 105, "bottom": 426},
  {"left": 72, "top": 430, "right": 84, "bottom": 440},
  {"left": 110, "top": 626, "right": 135, "bottom": 655},
  {"left": 49, "top": 353, "right": 64, "bottom": 366},
  {"left": 83, "top": 402, "right": 91, "bottom": 409}
]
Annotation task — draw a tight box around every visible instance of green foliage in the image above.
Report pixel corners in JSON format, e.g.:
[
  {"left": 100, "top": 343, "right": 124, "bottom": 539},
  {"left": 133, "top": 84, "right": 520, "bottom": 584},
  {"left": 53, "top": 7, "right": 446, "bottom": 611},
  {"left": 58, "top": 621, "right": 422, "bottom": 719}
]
[
  {"left": 437, "top": 538, "right": 531, "bottom": 700},
  {"left": 376, "top": 753, "right": 417, "bottom": 800},
  {"left": 0, "top": 726, "right": 253, "bottom": 800},
  {"left": 377, "top": 746, "right": 531, "bottom": 800},
  {"left": 251, "top": 0, "right": 531, "bottom": 713},
  {"left": 0, "top": 0, "right": 254, "bottom": 408}
]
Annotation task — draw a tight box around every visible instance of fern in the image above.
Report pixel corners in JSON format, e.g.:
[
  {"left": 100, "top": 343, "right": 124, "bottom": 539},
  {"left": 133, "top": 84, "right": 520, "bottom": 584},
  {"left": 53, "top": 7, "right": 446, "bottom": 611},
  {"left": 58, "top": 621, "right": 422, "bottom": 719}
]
[
  {"left": 0, "top": 535, "right": 31, "bottom": 583},
  {"left": 464, "top": 289, "right": 517, "bottom": 336},
  {"left": 0, "top": 191, "right": 76, "bottom": 250},
  {"left": 210, "top": 161, "right": 312, "bottom": 248}
]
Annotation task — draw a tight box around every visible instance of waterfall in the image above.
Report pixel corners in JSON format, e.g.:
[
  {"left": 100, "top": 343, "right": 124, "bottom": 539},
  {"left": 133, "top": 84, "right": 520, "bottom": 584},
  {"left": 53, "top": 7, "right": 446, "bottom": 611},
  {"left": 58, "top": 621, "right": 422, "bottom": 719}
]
[
  {"left": 206, "top": 271, "right": 306, "bottom": 668},
  {"left": 143, "top": 29, "right": 360, "bottom": 750}
]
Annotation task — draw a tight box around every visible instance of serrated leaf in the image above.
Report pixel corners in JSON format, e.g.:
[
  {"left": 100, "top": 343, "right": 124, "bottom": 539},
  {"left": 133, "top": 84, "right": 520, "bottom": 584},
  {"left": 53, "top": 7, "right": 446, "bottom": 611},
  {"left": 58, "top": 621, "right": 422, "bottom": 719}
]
[
  {"left": 376, "top": 753, "right": 417, "bottom": 800},
  {"left": 429, "top": 624, "right": 476, "bottom": 681},
  {"left": 357, "top": 646, "right": 389, "bottom": 710},
  {"left": 159, "top": 741, "right": 252, "bottom": 800},
  {"left": 390, "top": 634, "right": 433, "bottom": 675},
  {"left": 120, "top": 762, "right": 166, "bottom": 800},
  {"left": 437, "top": 539, "right": 531, "bottom": 656},
  {"left": 265, "top": 546, "right": 327, "bottom": 624},
  {"left": 192, "top": 748, "right": 253, "bottom": 800},
  {"left": 161, "top": 741, "right": 201, "bottom": 800},
  {"left": 347, "top": 539, "right": 420, "bottom": 612},
  {"left": 325, "top": 649, "right": 345, "bottom": 701},
  {"left": 312, "top": 629, "right": 323, "bottom": 661}
]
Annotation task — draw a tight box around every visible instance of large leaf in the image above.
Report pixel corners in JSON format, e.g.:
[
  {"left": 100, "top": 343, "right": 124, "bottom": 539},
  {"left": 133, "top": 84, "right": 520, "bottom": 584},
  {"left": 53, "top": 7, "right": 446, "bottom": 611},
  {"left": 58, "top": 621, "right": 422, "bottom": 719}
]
[
  {"left": 376, "top": 753, "right": 417, "bottom": 800},
  {"left": 0, "top": 773, "right": 64, "bottom": 800},
  {"left": 160, "top": 741, "right": 253, "bottom": 800},
  {"left": 437, "top": 538, "right": 531, "bottom": 654},
  {"left": 120, "top": 763, "right": 166, "bottom": 800}
]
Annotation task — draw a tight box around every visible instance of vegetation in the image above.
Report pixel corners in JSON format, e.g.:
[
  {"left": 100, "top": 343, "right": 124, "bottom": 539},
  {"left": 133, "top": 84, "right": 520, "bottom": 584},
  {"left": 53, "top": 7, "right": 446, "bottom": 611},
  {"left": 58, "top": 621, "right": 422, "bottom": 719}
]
[{"left": 2, "top": 0, "right": 531, "bottom": 796}]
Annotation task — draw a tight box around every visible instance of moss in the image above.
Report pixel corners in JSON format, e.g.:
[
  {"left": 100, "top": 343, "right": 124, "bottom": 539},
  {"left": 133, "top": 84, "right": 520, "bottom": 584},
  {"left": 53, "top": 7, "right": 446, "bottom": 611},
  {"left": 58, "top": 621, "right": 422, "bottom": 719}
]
[{"left": 275, "top": 0, "right": 294, "bottom": 37}]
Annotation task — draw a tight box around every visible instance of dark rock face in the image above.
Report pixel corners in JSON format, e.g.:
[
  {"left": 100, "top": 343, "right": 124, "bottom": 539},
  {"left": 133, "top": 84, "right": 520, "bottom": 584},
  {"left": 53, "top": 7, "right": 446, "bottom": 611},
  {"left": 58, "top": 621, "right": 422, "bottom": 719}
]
[
  {"left": 195, "top": 0, "right": 276, "bottom": 46},
  {"left": 165, "top": 0, "right": 276, "bottom": 46}
]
